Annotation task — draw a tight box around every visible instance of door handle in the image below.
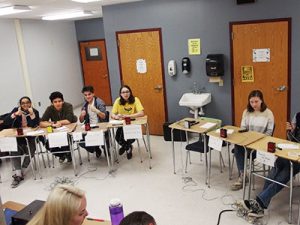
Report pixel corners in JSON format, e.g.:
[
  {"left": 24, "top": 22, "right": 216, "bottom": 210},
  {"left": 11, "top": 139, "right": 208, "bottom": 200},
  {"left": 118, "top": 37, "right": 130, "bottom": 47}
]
[
  {"left": 154, "top": 85, "right": 163, "bottom": 91},
  {"left": 103, "top": 74, "right": 108, "bottom": 78},
  {"left": 276, "top": 85, "right": 287, "bottom": 92}
]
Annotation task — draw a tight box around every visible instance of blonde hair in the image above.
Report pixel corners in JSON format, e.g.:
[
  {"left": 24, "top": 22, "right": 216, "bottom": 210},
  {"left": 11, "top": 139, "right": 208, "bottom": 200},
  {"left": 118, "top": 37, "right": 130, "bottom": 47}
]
[{"left": 27, "top": 185, "right": 85, "bottom": 225}]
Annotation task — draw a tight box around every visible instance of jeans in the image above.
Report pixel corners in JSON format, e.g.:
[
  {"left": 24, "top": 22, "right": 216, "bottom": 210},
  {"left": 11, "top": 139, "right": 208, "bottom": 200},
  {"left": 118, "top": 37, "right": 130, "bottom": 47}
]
[
  {"left": 11, "top": 137, "right": 36, "bottom": 170},
  {"left": 256, "top": 158, "right": 300, "bottom": 208},
  {"left": 234, "top": 145, "right": 256, "bottom": 174},
  {"left": 116, "top": 128, "right": 135, "bottom": 150}
]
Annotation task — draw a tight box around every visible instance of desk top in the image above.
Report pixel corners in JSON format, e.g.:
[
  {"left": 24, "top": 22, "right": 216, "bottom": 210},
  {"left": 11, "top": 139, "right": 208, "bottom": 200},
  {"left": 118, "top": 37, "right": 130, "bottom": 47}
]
[
  {"left": 168, "top": 117, "right": 220, "bottom": 134},
  {"left": 207, "top": 125, "right": 266, "bottom": 146},
  {"left": 74, "top": 122, "right": 108, "bottom": 133},
  {"left": 106, "top": 116, "right": 148, "bottom": 128},
  {"left": 2, "top": 201, "right": 111, "bottom": 225},
  {"left": 247, "top": 136, "right": 300, "bottom": 162}
]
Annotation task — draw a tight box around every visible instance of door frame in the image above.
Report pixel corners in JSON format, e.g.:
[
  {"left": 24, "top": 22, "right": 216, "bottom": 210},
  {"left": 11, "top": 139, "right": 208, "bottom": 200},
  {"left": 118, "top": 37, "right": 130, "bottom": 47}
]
[
  {"left": 229, "top": 18, "right": 292, "bottom": 125},
  {"left": 78, "top": 39, "right": 112, "bottom": 105},
  {"left": 115, "top": 28, "right": 168, "bottom": 121}
]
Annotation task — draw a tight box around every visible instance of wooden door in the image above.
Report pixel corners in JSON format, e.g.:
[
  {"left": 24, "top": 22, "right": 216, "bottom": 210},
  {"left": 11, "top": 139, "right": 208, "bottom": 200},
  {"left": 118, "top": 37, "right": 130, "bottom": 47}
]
[
  {"left": 231, "top": 19, "right": 290, "bottom": 138},
  {"left": 117, "top": 29, "right": 167, "bottom": 135},
  {"left": 80, "top": 40, "right": 112, "bottom": 105}
]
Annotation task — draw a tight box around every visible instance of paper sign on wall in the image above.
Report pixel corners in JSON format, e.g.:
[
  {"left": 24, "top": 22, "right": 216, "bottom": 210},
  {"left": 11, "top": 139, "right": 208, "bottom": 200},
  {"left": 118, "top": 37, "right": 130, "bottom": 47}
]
[
  {"left": 208, "top": 136, "right": 223, "bottom": 152},
  {"left": 188, "top": 38, "right": 201, "bottom": 55},
  {"left": 123, "top": 125, "right": 143, "bottom": 140},
  {"left": 253, "top": 48, "right": 270, "bottom": 62},
  {"left": 256, "top": 151, "right": 277, "bottom": 167},
  {"left": 48, "top": 132, "right": 68, "bottom": 148},
  {"left": 85, "top": 131, "right": 104, "bottom": 146},
  {"left": 136, "top": 59, "right": 147, "bottom": 74},
  {"left": 0, "top": 137, "right": 18, "bottom": 152},
  {"left": 241, "top": 66, "right": 254, "bottom": 82}
]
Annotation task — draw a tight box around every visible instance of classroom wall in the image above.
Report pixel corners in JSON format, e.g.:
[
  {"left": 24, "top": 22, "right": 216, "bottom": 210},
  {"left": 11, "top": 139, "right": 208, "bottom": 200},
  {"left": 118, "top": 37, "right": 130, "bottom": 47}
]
[
  {"left": 94, "top": 0, "right": 300, "bottom": 124},
  {"left": 0, "top": 19, "right": 83, "bottom": 115},
  {"left": 75, "top": 18, "right": 105, "bottom": 41}
]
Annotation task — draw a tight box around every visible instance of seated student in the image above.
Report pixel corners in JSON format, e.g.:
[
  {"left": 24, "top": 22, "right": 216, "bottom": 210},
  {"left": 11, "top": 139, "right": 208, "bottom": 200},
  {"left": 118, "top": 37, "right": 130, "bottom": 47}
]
[
  {"left": 27, "top": 184, "right": 88, "bottom": 225},
  {"left": 40, "top": 91, "right": 77, "bottom": 163},
  {"left": 231, "top": 90, "right": 274, "bottom": 191},
  {"left": 287, "top": 112, "right": 300, "bottom": 142},
  {"left": 79, "top": 85, "right": 107, "bottom": 157},
  {"left": 120, "top": 211, "right": 156, "bottom": 225},
  {"left": 111, "top": 85, "right": 144, "bottom": 160},
  {"left": 3, "top": 96, "right": 40, "bottom": 188},
  {"left": 239, "top": 113, "right": 300, "bottom": 217}
]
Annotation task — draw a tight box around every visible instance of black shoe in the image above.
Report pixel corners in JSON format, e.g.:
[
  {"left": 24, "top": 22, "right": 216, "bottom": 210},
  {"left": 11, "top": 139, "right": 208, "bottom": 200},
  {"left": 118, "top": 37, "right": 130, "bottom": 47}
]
[
  {"left": 59, "top": 155, "right": 66, "bottom": 163},
  {"left": 119, "top": 147, "right": 126, "bottom": 155},
  {"left": 126, "top": 146, "right": 133, "bottom": 160},
  {"left": 96, "top": 149, "right": 102, "bottom": 158},
  {"left": 67, "top": 156, "right": 72, "bottom": 163},
  {"left": 11, "top": 175, "right": 24, "bottom": 188}
]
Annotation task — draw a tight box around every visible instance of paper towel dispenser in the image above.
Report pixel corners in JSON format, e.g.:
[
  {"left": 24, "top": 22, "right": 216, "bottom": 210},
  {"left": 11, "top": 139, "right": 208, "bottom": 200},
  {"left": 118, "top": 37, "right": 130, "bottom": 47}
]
[{"left": 206, "top": 54, "right": 224, "bottom": 77}]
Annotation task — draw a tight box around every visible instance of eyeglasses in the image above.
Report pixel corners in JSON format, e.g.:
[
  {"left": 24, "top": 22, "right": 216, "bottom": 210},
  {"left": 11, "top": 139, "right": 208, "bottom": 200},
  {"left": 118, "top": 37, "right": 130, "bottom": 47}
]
[
  {"left": 121, "top": 91, "right": 130, "bottom": 94},
  {"left": 20, "top": 101, "right": 31, "bottom": 105}
]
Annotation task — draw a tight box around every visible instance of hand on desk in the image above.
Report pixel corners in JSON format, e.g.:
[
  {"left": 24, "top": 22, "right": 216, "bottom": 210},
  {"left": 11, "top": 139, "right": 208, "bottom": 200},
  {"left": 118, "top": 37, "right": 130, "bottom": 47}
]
[{"left": 52, "top": 121, "right": 62, "bottom": 128}]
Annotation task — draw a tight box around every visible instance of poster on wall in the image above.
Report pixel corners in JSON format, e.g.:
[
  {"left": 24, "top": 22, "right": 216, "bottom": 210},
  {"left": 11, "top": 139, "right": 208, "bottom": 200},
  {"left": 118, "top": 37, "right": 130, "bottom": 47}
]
[
  {"left": 241, "top": 65, "right": 254, "bottom": 82},
  {"left": 188, "top": 38, "right": 201, "bottom": 55},
  {"left": 136, "top": 59, "right": 147, "bottom": 74},
  {"left": 253, "top": 48, "right": 270, "bottom": 62}
]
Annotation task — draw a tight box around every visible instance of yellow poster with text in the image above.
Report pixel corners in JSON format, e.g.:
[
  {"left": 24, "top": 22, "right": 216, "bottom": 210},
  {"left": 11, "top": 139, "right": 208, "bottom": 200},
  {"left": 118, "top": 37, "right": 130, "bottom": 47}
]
[
  {"left": 241, "top": 66, "right": 254, "bottom": 82},
  {"left": 188, "top": 39, "right": 201, "bottom": 55}
]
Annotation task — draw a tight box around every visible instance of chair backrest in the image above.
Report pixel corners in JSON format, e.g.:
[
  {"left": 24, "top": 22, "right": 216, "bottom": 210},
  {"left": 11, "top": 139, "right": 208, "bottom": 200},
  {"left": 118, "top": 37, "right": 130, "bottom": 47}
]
[{"left": 104, "top": 111, "right": 110, "bottom": 122}]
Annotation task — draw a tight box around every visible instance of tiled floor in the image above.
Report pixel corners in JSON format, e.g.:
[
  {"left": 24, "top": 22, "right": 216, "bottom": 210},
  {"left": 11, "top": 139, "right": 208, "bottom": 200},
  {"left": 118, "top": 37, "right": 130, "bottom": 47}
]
[{"left": 1, "top": 133, "right": 299, "bottom": 225}]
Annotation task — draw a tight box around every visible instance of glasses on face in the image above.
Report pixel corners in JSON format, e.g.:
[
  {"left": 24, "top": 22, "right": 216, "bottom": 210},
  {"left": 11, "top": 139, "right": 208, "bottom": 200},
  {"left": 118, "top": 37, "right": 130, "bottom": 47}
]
[
  {"left": 20, "top": 101, "right": 30, "bottom": 105},
  {"left": 121, "top": 91, "right": 130, "bottom": 94}
]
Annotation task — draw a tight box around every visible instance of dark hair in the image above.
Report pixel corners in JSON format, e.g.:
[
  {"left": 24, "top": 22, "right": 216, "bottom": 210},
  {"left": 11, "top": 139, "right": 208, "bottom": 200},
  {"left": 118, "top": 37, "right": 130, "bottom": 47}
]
[
  {"left": 119, "top": 211, "right": 156, "bottom": 225},
  {"left": 119, "top": 85, "right": 135, "bottom": 105},
  {"left": 19, "top": 96, "right": 31, "bottom": 105},
  {"left": 49, "top": 91, "right": 64, "bottom": 102},
  {"left": 247, "top": 90, "right": 267, "bottom": 112},
  {"left": 81, "top": 85, "right": 94, "bottom": 93}
]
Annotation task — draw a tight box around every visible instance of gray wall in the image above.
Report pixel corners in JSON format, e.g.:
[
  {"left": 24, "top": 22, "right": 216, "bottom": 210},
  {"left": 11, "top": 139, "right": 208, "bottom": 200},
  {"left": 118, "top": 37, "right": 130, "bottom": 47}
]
[
  {"left": 0, "top": 19, "right": 83, "bottom": 115},
  {"left": 101, "top": 0, "right": 300, "bottom": 124},
  {"left": 75, "top": 18, "right": 105, "bottom": 41}
]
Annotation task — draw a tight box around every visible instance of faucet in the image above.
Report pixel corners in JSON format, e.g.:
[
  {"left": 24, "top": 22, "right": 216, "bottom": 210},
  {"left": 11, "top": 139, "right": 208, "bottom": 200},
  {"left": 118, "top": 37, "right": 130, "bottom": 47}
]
[{"left": 192, "top": 82, "right": 205, "bottom": 94}]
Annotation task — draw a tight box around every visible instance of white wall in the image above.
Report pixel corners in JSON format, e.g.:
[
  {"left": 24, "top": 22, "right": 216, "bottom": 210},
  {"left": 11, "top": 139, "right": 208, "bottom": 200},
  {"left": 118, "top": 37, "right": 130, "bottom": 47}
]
[
  {"left": 0, "top": 19, "right": 83, "bottom": 115},
  {"left": 0, "top": 20, "right": 26, "bottom": 114},
  {"left": 21, "top": 20, "right": 84, "bottom": 114}
]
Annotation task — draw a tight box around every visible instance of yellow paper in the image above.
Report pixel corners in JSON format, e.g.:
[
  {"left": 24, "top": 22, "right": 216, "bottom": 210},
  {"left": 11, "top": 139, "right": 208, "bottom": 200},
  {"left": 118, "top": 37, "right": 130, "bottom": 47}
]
[
  {"left": 188, "top": 39, "right": 201, "bottom": 55},
  {"left": 241, "top": 65, "right": 254, "bottom": 82}
]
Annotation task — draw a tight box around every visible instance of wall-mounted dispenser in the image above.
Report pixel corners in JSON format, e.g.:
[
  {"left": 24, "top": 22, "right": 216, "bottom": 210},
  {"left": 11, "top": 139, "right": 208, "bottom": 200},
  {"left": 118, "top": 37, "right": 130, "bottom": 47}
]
[
  {"left": 168, "top": 60, "right": 177, "bottom": 76},
  {"left": 182, "top": 57, "right": 191, "bottom": 74},
  {"left": 206, "top": 54, "right": 224, "bottom": 77}
]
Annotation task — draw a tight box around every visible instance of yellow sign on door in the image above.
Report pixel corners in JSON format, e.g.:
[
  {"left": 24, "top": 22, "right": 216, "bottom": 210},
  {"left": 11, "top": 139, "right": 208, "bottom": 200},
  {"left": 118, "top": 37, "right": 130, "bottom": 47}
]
[
  {"left": 188, "top": 39, "right": 201, "bottom": 55},
  {"left": 241, "top": 66, "right": 254, "bottom": 82}
]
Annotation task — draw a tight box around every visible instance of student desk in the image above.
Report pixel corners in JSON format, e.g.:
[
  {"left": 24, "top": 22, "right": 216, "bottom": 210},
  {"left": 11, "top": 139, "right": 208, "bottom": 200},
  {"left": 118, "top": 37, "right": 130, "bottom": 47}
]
[
  {"left": 247, "top": 136, "right": 300, "bottom": 223},
  {"left": 2, "top": 201, "right": 111, "bottom": 225},
  {"left": 169, "top": 117, "right": 220, "bottom": 185},
  {"left": 71, "top": 122, "right": 112, "bottom": 172},
  {"left": 207, "top": 126, "right": 266, "bottom": 198},
  {"left": 107, "top": 116, "right": 152, "bottom": 169}
]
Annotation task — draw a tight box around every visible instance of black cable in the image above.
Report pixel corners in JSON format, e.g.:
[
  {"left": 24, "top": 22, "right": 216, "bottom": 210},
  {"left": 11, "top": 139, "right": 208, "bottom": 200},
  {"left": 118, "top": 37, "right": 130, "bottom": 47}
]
[{"left": 216, "top": 209, "right": 234, "bottom": 225}]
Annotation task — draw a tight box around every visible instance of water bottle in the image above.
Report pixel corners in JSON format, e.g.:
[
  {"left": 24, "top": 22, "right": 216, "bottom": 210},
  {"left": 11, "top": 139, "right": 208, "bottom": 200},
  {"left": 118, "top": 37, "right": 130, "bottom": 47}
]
[{"left": 109, "top": 199, "right": 124, "bottom": 225}]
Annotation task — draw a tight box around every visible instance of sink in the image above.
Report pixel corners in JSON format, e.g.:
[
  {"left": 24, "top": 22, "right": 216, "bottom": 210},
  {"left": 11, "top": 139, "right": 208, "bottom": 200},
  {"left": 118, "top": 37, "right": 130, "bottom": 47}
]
[
  {"left": 179, "top": 93, "right": 211, "bottom": 108},
  {"left": 179, "top": 93, "right": 212, "bottom": 118}
]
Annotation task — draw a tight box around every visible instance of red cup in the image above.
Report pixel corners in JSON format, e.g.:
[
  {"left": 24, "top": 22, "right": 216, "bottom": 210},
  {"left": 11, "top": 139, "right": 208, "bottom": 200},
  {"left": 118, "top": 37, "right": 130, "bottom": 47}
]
[
  {"left": 125, "top": 117, "right": 131, "bottom": 125},
  {"left": 85, "top": 123, "right": 91, "bottom": 131},
  {"left": 267, "top": 142, "right": 276, "bottom": 153},
  {"left": 17, "top": 127, "right": 24, "bottom": 136},
  {"left": 220, "top": 128, "right": 227, "bottom": 138}
]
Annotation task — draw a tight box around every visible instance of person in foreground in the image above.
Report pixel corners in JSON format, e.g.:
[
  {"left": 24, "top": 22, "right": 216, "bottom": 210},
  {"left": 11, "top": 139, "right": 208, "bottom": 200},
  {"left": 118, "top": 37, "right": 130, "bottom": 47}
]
[
  {"left": 231, "top": 90, "right": 274, "bottom": 191},
  {"left": 27, "top": 184, "right": 88, "bottom": 225},
  {"left": 111, "top": 85, "right": 144, "bottom": 160},
  {"left": 239, "top": 112, "right": 300, "bottom": 218},
  {"left": 3, "top": 96, "right": 40, "bottom": 188},
  {"left": 120, "top": 211, "right": 156, "bottom": 225}
]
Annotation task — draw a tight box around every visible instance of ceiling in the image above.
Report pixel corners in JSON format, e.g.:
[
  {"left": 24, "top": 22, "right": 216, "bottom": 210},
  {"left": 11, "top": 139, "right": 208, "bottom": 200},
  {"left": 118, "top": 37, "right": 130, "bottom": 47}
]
[{"left": 0, "top": 0, "right": 143, "bottom": 20}]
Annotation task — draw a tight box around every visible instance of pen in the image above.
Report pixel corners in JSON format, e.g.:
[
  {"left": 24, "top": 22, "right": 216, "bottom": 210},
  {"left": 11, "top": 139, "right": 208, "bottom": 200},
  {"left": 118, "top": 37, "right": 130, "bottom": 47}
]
[
  {"left": 87, "top": 218, "right": 105, "bottom": 222},
  {"left": 276, "top": 146, "right": 282, "bottom": 150}
]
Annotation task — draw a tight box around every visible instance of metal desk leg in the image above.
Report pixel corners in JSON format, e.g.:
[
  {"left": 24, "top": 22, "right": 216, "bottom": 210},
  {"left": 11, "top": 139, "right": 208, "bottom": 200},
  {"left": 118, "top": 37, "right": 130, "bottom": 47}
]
[
  {"left": 204, "top": 134, "right": 208, "bottom": 185},
  {"left": 69, "top": 135, "right": 77, "bottom": 176},
  {"left": 25, "top": 137, "right": 36, "bottom": 180},
  {"left": 144, "top": 122, "right": 152, "bottom": 169},
  {"left": 248, "top": 150, "right": 255, "bottom": 200},
  {"left": 289, "top": 161, "right": 294, "bottom": 224},
  {"left": 171, "top": 128, "right": 176, "bottom": 174},
  {"left": 103, "top": 132, "right": 112, "bottom": 173},
  {"left": 208, "top": 147, "right": 211, "bottom": 188},
  {"left": 242, "top": 146, "right": 248, "bottom": 200},
  {"left": 184, "top": 131, "right": 189, "bottom": 173},
  {"left": 227, "top": 143, "right": 232, "bottom": 180}
]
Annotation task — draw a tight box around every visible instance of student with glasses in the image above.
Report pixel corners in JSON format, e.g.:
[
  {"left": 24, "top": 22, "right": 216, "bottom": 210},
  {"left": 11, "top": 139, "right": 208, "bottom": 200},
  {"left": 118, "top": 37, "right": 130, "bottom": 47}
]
[
  {"left": 111, "top": 85, "right": 144, "bottom": 160},
  {"left": 3, "top": 96, "right": 40, "bottom": 188}
]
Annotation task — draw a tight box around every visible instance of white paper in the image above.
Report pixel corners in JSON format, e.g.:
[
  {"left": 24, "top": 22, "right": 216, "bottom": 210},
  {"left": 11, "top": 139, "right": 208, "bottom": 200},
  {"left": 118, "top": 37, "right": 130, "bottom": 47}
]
[
  {"left": 85, "top": 131, "right": 104, "bottom": 146},
  {"left": 0, "top": 137, "right": 18, "bottom": 152},
  {"left": 26, "top": 130, "right": 45, "bottom": 136},
  {"left": 253, "top": 48, "right": 270, "bottom": 62},
  {"left": 48, "top": 132, "right": 68, "bottom": 148},
  {"left": 256, "top": 151, "right": 277, "bottom": 167},
  {"left": 287, "top": 152, "right": 300, "bottom": 158},
  {"left": 208, "top": 135, "right": 223, "bottom": 152},
  {"left": 123, "top": 125, "right": 142, "bottom": 140},
  {"left": 55, "top": 126, "right": 69, "bottom": 132},
  {"left": 215, "top": 129, "right": 234, "bottom": 134},
  {"left": 136, "top": 59, "right": 147, "bottom": 74},
  {"left": 72, "top": 132, "right": 83, "bottom": 141},
  {"left": 200, "top": 122, "right": 217, "bottom": 129},
  {"left": 90, "top": 48, "right": 98, "bottom": 56},
  {"left": 277, "top": 143, "right": 299, "bottom": 150},
  {"left": 110, "top": 120, "right": 124, "bottom": 125},
  {"left": 90, "top": 124, "right": 98, "bottom": 128}
]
